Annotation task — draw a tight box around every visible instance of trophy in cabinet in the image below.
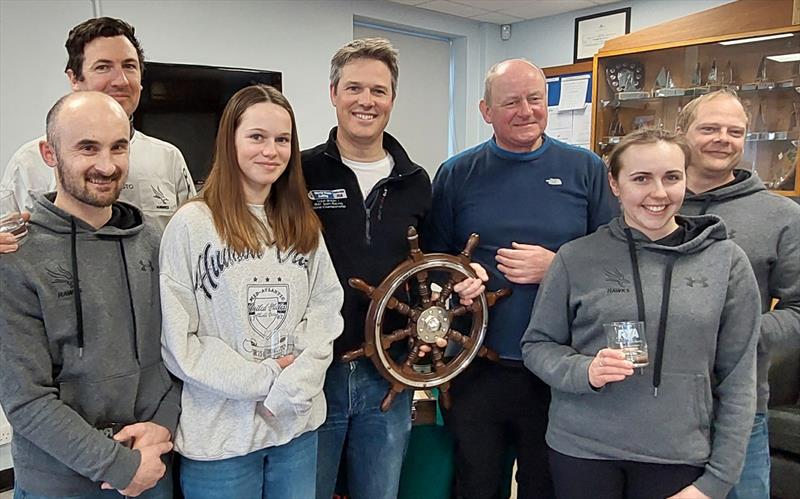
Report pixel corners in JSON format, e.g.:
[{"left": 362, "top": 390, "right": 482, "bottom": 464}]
[
  {"left": 742, "top": 56, "right": 775, "bottom": 90},
  {"left": 724, "top": 60, "right": 735, "bottom": 86},
  {"left": 707, "top": 60, "right": 718, "bottom": 85},
  {"left": 777, "top": 60, "right": 800, "bottom": 88},
  {"left": 609, "top": 109, "right": 625, "bottom": 137},
  {"left": 691, "top": 62, "right": 702, "bottom": 87},
  {"left": 607, "top": 61, "right": 648, "bottom": 100},
  {"left": 653, "top": 66, "right": 685, "bottom": 97}
]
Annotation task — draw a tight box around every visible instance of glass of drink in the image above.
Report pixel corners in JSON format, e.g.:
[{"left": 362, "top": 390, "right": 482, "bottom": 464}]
[
  {"left": 0, "top": 190, "right": 28, "bottom": 244},
  {"left": 604, "top": 321, "right": 648, "bottom": 370},
  {"left": 267, "top": 331, "right": 296, "bottom": 359}
]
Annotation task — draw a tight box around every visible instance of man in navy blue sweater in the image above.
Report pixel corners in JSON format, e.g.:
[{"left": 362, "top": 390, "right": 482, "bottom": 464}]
[{"left": 427, "top": 59, "right": 614, "bottom": 499}]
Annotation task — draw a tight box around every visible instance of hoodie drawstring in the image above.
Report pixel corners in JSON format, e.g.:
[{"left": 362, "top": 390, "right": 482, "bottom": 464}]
[
  {"left": 118, "top": 240, "right": 140, "bottom": 362},
  {"left": 624, "top": 229, "right": 677, "bottom": 397},
  {"left": 69, "top": 218, "right": 139, "bottom": 362},
  {"left": 70, "top": 218, "right": 85, "bottom": 357},
  {"left": 653, "top": 254, "right": 677, "bottom": 396}
]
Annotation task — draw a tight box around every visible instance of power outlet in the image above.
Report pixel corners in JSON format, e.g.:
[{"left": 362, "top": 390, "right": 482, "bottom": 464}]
[{"left": 0, "top": 423, "right": 11, "bottom": 446}]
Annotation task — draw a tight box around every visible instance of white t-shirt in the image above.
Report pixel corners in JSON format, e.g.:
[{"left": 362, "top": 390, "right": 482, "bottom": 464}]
[
  {"left": 1, "top": 131, "right": 196, "bottom": 230},
  {"left": 341, "top": 153, "right": 394, "bottom": 200}
]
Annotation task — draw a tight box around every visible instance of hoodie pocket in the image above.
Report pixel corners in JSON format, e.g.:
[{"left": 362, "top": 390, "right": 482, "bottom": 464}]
[
  {"left": 58, "top": 369, "right": 141, "bottom": 426},
  {"left": 633, "top": 371, "right": 712, "bottom": 461},
  {"left": 550, "top": 371, "right": 712, "bottom": 463}
]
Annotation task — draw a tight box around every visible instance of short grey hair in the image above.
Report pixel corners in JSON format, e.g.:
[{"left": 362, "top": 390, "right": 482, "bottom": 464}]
[
  {"left": 330, "top": 37, "right": 399, "bottom": 99},
  {"left": 483, "top": 58, "right": 546, "bottom": 104}
]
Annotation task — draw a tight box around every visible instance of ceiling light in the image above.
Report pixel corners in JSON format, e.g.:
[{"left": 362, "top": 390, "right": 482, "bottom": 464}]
[
  {"left": 766, "top": 53, "right": 800, "bottom": 62},
  {"left": 719, "top": 33, "right": 794, "bottom": 45}
]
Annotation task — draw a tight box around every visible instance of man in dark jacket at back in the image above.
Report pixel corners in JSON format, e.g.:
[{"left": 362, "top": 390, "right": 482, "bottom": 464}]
[{"left": 0, "top": 91, "right": 179, "bottom": 498}]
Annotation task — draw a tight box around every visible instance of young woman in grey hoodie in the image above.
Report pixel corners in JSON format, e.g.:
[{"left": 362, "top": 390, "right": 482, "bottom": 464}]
[
  {"left": 159, "top": 85, "right": 343, "bottom": 498},
  {"left": 521, "top": 129, "right": 760, "bottom": 499}
]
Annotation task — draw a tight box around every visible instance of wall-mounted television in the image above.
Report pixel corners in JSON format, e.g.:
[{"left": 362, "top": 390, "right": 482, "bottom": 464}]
[{"left": 133, "top": 62, "right": 282, "bottom": 185}]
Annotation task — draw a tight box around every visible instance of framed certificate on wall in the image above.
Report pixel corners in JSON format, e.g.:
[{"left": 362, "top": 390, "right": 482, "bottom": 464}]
[{"left": 574, "top": 8, "right": 631, "bottom": 63}]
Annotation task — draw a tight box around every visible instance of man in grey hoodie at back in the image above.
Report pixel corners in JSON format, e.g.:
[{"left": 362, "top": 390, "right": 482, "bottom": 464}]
[
  {"left": 678, "top": 89, "right": 800, "bottom": 499},
  {"left": 0, "top": 92, "right": 179, "bottom": 498}
]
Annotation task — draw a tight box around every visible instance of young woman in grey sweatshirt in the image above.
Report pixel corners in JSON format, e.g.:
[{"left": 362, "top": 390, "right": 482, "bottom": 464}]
[
  {"left": 521, "top": 129, "right": 761, "bottom": 499},
  {"left": 159, "top": 85, "right": 343, "bottom": 498}
]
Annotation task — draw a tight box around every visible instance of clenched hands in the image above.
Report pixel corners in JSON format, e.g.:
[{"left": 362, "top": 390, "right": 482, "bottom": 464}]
[{"left": 495, "top": 242, "right": 554, "bottom": 284}]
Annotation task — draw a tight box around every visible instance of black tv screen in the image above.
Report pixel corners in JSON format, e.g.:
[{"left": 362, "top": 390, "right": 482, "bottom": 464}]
[{"left": 133, "top": 62, "right": 282, "bottom": 185}]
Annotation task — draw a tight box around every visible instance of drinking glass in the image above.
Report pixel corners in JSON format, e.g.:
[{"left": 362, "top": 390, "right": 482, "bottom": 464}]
[
  {"left": 604, "top": 321, "right": 648, "bottom": 369},
  {"left": 0, "top": 190, "right": 28, "bottom": 244}
]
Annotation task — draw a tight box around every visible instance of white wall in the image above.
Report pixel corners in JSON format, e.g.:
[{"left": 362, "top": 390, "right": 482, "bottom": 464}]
[
  {"left": 0, "top": 0, "right": 95, "bottom": 173},
  {"left": 0, "top": 0, "right": 499, "bottom": 174},
  {"left": 503, "top": 0, "right": 734, "bottom": 68}
]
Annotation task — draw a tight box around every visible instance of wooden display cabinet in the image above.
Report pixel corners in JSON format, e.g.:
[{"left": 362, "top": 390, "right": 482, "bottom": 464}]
[{"left": 592, "top": 8, "right": 800, "bottom": 196}]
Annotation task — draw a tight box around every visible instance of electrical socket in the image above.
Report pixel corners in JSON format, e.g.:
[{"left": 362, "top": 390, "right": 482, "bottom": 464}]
[{"left": 0, "top": 423, "right": 12, "bottom": 446}]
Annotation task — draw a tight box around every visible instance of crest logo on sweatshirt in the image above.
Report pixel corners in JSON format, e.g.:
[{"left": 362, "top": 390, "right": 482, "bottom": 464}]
[
  {"left": 247, "top": 283, "right": 289, "bottom": 340},
  {"left": 46, "top": 264, "right": 76, "bottom": 298},
  {"left": 604, "top": 267, "right": 631, "bottom": 294}
]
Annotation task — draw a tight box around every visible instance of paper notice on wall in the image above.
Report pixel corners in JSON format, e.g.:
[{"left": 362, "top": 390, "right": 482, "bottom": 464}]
[
  {"left": 573, "top": 103, "right": 592, "bottom": 144},
  {"left": 548, "top": 106, "right": 573, "bottom": 143},
  {"left": 558, "top": 75, "right": 589, "bottom": 111}
]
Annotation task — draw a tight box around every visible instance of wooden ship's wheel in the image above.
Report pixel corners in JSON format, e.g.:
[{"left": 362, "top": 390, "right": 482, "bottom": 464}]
[{"left": 342, "top": 227, "right": 510, "bottom": 411}]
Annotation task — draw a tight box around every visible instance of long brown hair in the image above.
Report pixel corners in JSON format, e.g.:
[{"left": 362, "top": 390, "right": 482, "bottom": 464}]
[{"left": 201, "top": 84, "right": 320, "bottom": 255}]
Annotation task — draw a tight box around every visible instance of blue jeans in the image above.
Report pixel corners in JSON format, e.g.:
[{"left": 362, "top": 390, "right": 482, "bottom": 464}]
[
  {"left": 727, "top": 413, "right": 770, "bottom": 499},
  {"left": 14, "top": 474, "right": 172, "bottom": 499},
  {"left": 179, "top": 430, "right": 317, "bottom": 499},
  {"left": 316, "top": 359, "right": 412, "bottom": 499}
]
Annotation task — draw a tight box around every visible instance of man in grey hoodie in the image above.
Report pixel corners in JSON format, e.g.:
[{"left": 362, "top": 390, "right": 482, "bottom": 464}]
[
  {"left": 0, "top": 92, "right": 179, "bottom": 498},
  {"left": 678, "top": 89, "right": 800, "bottom": 499}
]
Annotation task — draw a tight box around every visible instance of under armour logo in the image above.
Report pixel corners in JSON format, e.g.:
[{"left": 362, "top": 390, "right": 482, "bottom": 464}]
[
  {"left": 685, "top": 276, "right": 708, "bottom": 288},
  {"left": 139, "top": 259, "right": 155, "bottom": 272},
  {"left": 728, "top": 229, "right": 737, "bottom": 240}
]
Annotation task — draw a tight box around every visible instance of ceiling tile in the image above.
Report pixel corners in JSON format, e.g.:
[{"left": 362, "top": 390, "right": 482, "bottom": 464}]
[
  {"left": 498, "top": 0, "right": 595, "bottom": 20},
  {"left": 470, "top": 11, "right": 525, "bottom": 24},
  {"left": 416, "top": 0, "right": 490, "bottom": 18},
  {"left": 450, "top": 0, "right": 530, "bottom": 11}
]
